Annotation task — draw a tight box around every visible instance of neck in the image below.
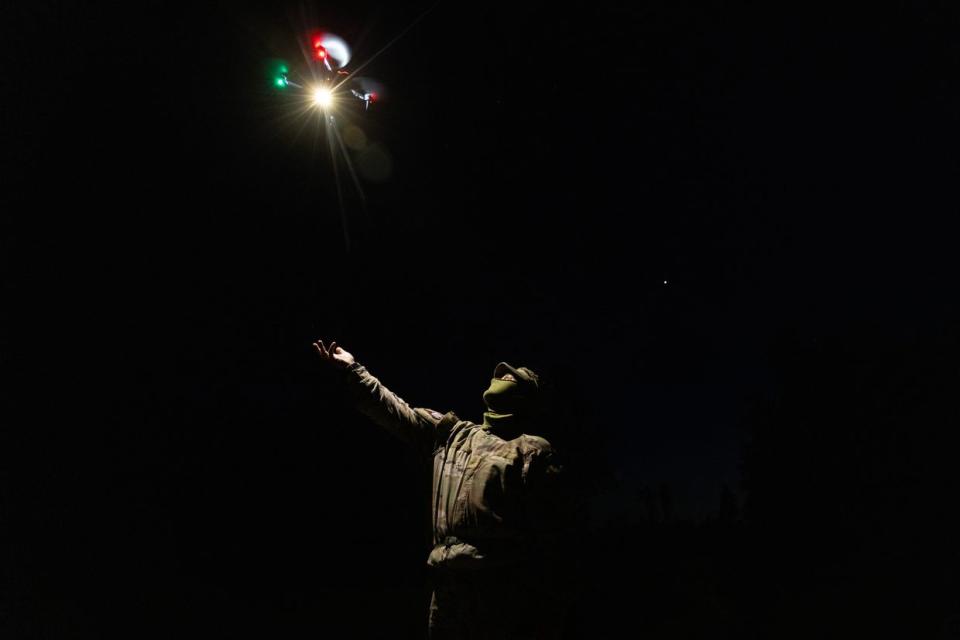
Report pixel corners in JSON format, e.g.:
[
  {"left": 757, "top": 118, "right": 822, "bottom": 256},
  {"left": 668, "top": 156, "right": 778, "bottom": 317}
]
[{"left": 482, "top": 411, "right": 523, "bottom": 439}]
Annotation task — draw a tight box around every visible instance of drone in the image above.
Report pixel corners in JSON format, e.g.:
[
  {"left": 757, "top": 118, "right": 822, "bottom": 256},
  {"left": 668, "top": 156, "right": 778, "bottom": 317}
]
[
  {"left": 270, "top": 32, "right": 384, "bottom": 114},
  {"left": 264, "top": 30, "right": 394, "bottom": 251}
]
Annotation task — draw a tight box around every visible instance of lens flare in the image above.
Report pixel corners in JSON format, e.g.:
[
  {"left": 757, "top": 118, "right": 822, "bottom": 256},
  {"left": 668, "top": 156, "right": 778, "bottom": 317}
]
[{"left": 312, "top": 87, "right": 334, "bottom": 108}]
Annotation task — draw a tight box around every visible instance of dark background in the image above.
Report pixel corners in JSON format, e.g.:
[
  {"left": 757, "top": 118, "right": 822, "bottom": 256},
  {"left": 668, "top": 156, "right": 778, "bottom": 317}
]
[{"left": 3, "top": 1, "right": 959, "bottom": 637}]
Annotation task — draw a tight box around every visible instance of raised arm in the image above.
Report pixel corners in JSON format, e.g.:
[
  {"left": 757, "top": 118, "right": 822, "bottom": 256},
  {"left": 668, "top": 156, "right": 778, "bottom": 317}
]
[{"left": 313, "top": 339, "right": 445, "bottom": 456}]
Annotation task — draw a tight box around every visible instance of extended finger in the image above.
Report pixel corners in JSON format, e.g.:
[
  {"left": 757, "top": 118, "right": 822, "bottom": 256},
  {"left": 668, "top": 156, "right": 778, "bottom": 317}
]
[{"left": 329, "top": 341, "right": 338, "bottom": 355}]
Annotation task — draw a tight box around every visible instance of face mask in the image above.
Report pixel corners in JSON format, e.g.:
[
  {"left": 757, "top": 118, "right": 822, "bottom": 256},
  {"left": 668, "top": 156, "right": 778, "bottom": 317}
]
[{"left": 482, "top": 378, "right": 525, "bottom": 415}]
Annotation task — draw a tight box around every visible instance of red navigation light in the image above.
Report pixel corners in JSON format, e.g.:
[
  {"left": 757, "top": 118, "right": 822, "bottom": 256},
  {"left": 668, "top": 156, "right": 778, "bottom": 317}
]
[
  {"left": 369, "top": 92, "right": 378, "bottom": 102},
  {"left": 312, "top": 37, "right": 328, "bottom": 60}
]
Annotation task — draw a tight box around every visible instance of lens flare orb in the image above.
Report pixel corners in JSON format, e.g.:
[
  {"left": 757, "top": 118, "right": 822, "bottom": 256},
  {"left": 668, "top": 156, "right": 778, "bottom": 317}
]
[{"left": 312, "top": 87, "right": 334, "bottom": 108}]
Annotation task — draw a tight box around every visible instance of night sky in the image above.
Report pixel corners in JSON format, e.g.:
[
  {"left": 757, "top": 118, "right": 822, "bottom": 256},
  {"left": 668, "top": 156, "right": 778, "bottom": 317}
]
[{"left": 4, "top": 1, "right": 960, "bottom": 637}]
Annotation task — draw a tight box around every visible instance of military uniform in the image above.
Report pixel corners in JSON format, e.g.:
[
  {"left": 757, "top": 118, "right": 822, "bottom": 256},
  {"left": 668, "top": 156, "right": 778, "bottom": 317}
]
[{"left": 342, "top": 362, "right": 567, "bottom": 639}]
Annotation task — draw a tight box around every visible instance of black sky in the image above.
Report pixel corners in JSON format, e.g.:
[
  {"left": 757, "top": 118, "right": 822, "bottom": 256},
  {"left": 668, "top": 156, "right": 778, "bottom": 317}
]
[{"left": 4, "top": 0, "right": 960, "bottom": 636}]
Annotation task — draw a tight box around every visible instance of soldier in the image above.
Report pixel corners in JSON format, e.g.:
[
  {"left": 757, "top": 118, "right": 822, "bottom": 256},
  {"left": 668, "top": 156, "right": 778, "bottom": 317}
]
[{"left": 312, "top": 339, "right": 569, "bottom": 639}]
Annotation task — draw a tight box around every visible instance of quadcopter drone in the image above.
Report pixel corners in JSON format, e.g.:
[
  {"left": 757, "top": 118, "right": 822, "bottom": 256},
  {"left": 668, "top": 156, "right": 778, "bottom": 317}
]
[
  {"left": 271, "top": 32, "right": 384, "bottom": 113},
  {"left": 264, "top": 29, "right": 397, "bottom": 252}
]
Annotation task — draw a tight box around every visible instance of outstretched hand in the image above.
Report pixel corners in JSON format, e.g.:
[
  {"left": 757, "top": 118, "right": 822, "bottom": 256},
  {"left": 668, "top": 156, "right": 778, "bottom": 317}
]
[{"left": 312, "top": 339, "right": 356, "bottom": 369}]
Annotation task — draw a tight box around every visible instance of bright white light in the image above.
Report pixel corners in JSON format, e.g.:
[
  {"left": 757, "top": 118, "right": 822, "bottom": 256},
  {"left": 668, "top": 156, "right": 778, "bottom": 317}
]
[{"left": 312, "top": 87, "right": 333, "bottom": 108}]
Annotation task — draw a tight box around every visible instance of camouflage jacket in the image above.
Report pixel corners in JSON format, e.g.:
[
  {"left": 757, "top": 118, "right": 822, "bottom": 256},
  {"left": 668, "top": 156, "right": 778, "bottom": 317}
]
[{"left": 343, "top": 362, "right": 563, "bottom": 572}]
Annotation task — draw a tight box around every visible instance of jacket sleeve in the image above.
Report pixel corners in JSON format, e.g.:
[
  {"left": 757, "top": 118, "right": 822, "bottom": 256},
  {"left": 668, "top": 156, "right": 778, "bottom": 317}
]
[{"left": 341, "top": 361, "right": 444, "bottom": 456}]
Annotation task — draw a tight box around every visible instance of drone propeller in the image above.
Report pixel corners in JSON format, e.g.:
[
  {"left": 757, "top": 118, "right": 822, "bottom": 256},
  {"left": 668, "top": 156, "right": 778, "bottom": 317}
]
[{"left": 310, "top": 32, "right": 351, "bottom": 70}]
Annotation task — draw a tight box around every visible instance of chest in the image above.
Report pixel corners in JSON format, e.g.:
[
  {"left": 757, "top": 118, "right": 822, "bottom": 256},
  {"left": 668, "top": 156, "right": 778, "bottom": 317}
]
[{"left": 432, "top": 429, "right": 524, "bottom": 518}]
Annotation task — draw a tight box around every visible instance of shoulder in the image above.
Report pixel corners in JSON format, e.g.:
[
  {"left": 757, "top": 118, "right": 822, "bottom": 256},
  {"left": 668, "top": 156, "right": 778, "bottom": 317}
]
[
  {"left": 413, "top": 408, "right": 463, "bottom": 436},
  {"left": 519, "top": 434, "right": 554, "bottom": 456},
  {"left": 515, "top": 434, "right": 563, "bottom": 482}
]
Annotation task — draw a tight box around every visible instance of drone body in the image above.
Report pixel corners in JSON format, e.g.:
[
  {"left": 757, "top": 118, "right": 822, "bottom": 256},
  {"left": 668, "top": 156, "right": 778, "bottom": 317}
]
[
  {"left": 273, "top": 32, "right": 381, "bottom": 111},
  {"left": 268, "top": 31, "right": 380, "bottom": 114}
]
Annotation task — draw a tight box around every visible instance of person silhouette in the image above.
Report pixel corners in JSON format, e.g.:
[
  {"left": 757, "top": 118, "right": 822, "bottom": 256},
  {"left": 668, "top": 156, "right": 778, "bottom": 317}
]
[{"left": 313, "top": 339, "right": 569, "bottom": 639}]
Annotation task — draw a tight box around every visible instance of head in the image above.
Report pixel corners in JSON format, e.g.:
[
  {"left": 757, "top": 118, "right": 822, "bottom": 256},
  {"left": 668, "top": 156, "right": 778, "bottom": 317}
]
[{"left": 482, "top": 362, "right": 541, "bottom": 426}]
